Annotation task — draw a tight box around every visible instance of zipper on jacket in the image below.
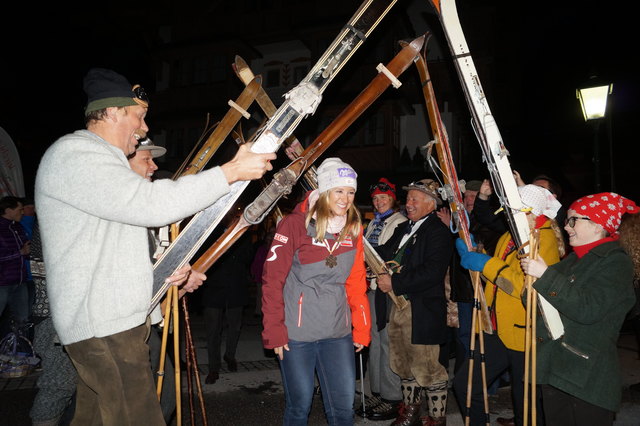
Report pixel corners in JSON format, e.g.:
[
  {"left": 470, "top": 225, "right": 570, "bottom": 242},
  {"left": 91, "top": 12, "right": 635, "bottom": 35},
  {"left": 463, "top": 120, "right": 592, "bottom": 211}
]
[
  {"left": 297, "top": 293, "right": 304, "bottom": 327},
  {"left": 360, "top": 304, "right": 368, "bottom": 326},
  {"left": 561, "top": 341, "right": 590, "bottom": 360}
]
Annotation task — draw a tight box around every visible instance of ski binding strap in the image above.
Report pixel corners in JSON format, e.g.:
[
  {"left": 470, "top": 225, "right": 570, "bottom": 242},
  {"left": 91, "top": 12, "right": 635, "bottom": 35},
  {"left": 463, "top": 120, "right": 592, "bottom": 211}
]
[
  {"left": 376, "top": 63, "right": 402, "bottom": 88},
  {"left": 227, "top": 99, "right": 251, "bottom": 119}
]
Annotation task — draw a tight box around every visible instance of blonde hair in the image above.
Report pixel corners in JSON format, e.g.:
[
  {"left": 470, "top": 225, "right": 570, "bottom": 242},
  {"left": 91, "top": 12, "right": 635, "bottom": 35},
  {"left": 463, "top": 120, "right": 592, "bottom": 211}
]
[
  {"left": 527, "top": 214, "right": 566, "bottom": 258},
  {"left": 306, "top": 191, "right": 361, "bottom": 242},
  {"left": 549, "top": 218, "right": 567, "bottom": 258}
]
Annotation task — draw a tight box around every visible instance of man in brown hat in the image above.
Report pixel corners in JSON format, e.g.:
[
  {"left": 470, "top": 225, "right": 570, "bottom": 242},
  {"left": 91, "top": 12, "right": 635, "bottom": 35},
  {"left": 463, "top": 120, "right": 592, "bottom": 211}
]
[
  {"left": 376, "top": 179, "right": 453, "bottom": 425},
  {"left": 35, "top": 68, "right": 275, "bottom": 425}
]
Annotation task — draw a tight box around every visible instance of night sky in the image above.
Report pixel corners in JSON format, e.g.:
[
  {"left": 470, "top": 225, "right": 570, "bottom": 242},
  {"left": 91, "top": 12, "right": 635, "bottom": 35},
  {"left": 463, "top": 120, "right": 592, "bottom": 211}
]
[{"left": 2, "top": 0, "right": 638, "bottom": 204}]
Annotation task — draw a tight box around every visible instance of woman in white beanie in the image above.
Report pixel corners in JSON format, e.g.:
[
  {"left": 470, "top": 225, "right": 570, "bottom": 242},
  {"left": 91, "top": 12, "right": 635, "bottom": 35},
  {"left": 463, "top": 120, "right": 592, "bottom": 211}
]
[
  {"left": 261, "top": 157, "right": 371, "bottom": 425},
  {"left": 454, "top": 184, "right": 565, "bottom": 426}
]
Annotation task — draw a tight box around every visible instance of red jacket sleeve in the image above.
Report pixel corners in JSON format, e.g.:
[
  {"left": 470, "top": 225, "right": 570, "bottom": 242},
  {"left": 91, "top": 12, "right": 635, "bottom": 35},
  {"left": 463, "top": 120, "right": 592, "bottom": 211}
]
[
  {"left": 260, "top": 214, "right": 298, "bottom": 349},
  {"left": 345, "top": 228, "right": 371, "bottom": 346}
]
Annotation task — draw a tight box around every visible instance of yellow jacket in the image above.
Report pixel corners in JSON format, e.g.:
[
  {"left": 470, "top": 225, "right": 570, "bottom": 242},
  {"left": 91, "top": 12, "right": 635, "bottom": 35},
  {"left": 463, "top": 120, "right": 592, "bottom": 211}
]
[{"left": 481, "top": 220, "right": 560, "bottom": 351}]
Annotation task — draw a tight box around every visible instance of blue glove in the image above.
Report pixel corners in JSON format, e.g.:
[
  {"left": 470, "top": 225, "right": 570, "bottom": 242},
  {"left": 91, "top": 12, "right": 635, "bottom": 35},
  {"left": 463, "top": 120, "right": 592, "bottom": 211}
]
[
  {"left": 456, "top": 238, "right": 490, "bottom": 272},
  {"left": 460, "top": 252, "right": 491, "bottom": 272},
  {"left": 455, "top": 238, "right": 471, "bottom": 257}
]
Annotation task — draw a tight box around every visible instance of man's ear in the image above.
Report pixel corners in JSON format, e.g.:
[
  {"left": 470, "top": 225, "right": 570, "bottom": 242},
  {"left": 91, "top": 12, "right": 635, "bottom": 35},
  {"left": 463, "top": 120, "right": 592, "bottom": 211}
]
[{"left": 104, "top": 107, "right": 119, "bottom": 122}]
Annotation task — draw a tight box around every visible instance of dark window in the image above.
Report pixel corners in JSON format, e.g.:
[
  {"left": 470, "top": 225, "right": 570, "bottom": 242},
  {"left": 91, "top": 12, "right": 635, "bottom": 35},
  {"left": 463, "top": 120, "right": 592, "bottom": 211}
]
[
  {"left": 364, "top": 113, "right": 384, "bottom": 146},
  {"left": 266, "top": 68, "right": 280, "bottom": 88},
  {"left": 174, "top": 59, "right": 190, "bottom": 87},
  {"left": 211, "top": 55, "right": 226, "bottom": 82},
  {"left": 193, "top": 57, "right": 210, "bottom": 85}
]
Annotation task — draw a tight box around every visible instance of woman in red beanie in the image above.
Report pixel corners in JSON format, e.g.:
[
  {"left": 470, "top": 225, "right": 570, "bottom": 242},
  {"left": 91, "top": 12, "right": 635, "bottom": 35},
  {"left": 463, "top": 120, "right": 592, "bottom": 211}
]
[
  {"left": 521, "top": 192, "right": 639, "bottom": 426},
  {"left": 359, "top": 178, "right": 407, "bottom": 420}
]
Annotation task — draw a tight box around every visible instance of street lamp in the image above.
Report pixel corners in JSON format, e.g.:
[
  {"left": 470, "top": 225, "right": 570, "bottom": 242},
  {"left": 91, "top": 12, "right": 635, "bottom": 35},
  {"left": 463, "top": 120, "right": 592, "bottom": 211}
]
[
  {"left": 576, "top": 78, "right": 613, "bottom": 192},
  {"left": 577, "top": 81, "right": 613, "bottom": 121}
]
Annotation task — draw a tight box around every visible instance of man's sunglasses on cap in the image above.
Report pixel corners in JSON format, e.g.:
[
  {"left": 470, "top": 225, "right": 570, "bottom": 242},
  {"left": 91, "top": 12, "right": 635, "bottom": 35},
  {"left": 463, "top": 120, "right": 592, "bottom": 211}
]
[
  {"left": 407, "top": 180, "right": 431, "bottom": 189},
  {"left": 138, "top": 137, "right": 154, "bottom": 147},
  {"left": 132, "top": 85, "right": 149, "bottom": 104}
]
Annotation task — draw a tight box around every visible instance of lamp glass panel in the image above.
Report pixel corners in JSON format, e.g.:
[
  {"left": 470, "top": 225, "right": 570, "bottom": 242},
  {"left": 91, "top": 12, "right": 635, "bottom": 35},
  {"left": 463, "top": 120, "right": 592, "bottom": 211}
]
[{"left": 578, "top": 85, "right": 610, "bottom": 120}]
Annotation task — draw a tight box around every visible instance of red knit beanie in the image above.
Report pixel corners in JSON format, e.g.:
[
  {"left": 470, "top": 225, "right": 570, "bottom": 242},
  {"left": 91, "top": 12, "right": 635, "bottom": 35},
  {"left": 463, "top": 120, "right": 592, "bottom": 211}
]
[
  {"left": 569, "top": 192, "right": 639, "bottom": 235},
  {"left": 370, "top": 178, "right": 396, "bottom": 200}
]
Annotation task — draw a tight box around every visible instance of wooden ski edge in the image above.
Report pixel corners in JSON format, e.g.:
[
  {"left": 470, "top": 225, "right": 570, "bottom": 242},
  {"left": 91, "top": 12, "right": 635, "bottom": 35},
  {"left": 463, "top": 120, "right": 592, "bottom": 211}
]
[
  {"left": 181, "top": 76, "right": 262, "bottom": 176},
  {"left": 149, "top": 0, "right": 399, "bottom": 313},
  {"left": 412, "top": 44, "right": 493, "bottom": 334},
  {"left": 428, "top": 0, "right": 564, "bottom": 338}
]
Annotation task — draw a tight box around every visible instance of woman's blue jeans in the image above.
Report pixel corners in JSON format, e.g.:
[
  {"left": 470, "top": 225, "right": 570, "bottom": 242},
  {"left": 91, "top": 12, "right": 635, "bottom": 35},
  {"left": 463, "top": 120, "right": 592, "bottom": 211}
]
[{"left": 280, "top": 334, "right": 355, "bottom": 425}]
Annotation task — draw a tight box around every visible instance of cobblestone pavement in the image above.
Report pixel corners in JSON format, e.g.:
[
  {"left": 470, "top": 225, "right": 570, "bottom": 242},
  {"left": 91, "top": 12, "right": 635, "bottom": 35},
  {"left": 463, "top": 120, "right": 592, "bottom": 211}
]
[{"left": 2, "top": 309, "right": 639, "bottom": 426}]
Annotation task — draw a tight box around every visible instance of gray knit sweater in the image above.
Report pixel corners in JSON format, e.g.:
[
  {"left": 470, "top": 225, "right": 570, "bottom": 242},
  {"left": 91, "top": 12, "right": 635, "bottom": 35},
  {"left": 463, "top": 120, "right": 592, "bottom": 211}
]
[{"left": 35, "top": 130, "right": 230, "bottom": 345}]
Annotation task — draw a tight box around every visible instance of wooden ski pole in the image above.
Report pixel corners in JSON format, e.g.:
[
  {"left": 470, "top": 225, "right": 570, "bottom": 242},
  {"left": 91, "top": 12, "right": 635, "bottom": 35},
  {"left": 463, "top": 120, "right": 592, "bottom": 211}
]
[
  {"left": 465, "top": 269, "right": 490, "bottom": 426},
  {"left": 183, "top": 297, "right": 208, "bottom": 426},
  {"left": 523, "top": 229, "right": 540, "bottom": 426},
  {"left": 531, "top": 285, "right": 538, "bottom": 426},
  {"left": 523, "top": 269, "right": 533, "bottom": 426},
  {"left": 183, "top": 299, "right": 195, "bottom": 426},
  {"left": 172, "top": 284, "right": 181, "bottom": 426},
  {"left": 478, "top": 316, "right": 490, "bottom": 426},
  {"left": 156, "top": 285, "right": 174, "bottom": 398},
  {"left": 153, "top": 78, "right": 262, "bottom": 424},
  {"left": 411, "top": 39, "right": 491, "bottom": 425}
]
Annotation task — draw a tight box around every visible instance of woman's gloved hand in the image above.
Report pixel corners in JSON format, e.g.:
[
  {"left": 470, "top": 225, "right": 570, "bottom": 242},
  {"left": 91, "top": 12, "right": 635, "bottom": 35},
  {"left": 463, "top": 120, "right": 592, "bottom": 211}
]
[{"left": 456, "top": 238, "right": 491, "bottom": 272}]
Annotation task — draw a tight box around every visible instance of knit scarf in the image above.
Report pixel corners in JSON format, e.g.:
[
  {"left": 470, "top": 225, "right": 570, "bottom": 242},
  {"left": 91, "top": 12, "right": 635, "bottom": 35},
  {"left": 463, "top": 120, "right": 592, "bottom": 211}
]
[{"left": 367, "top": 209, "right": 393, "bottom": 247}]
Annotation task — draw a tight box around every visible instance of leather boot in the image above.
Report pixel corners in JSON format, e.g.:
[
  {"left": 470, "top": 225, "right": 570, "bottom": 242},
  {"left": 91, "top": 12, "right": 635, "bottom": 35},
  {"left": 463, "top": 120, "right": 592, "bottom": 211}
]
[
  {"left": 392, "top": 379, "right": 423, "bottom": 425},
  {"left": 421, "top": 415, "right": 446, "bottom": 426},
  {"left": 390, "top": 403, "right": 422, "bottom": 426}
]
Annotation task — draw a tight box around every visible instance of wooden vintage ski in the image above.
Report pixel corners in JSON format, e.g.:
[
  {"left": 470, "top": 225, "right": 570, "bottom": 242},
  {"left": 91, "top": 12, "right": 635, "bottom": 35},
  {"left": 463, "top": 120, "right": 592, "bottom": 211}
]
[
  {"left": 149, "top": 0, "right": 399, "bottom": 313},
  {"left": 148, "top": 77, "right": 262, "bottom": 313},
  {"left": 428, "top": 0, "right": 563, "bottom": 339},
  {"left": 362, "top": 237, "right": 409, "bottom": 310},
  {"left": 232, "top": 55, "right": 318, "bottom": 191},
  {"left": 181, "top": 76, "right": 262, "bottom": 176},
  {"left": 409, "top": 36, "right": 492, "bottom": 425},
  {"left": 428, "top": 0, "right": 529, "bottom": 248},
  {"left": 152, "top": 76, "right": 262, "bottom": 255},
  {"left": 191, "top": 35, "right": 425, "bottom": 279},
  {"left": 408, "top": 36, "right": 492, "bottom": 334}
]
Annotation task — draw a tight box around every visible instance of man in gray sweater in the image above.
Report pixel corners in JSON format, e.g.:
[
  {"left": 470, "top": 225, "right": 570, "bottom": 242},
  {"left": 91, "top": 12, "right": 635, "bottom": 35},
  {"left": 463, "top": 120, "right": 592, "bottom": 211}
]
[{"left": 34, "top": 68, "right": 275, "bottom": 425}]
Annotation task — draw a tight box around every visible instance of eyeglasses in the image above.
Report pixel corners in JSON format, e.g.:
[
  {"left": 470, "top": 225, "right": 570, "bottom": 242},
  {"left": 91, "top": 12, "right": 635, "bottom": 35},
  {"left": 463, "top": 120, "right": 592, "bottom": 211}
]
[
  {"left": 564, "top": 216, "right": 591, "bottom": 228},
  {"left": 132, "top": 84, "right": 149, "bottom": 104},
  {"left": 369, "top": 182, "right": 395, "bottom": 193}
]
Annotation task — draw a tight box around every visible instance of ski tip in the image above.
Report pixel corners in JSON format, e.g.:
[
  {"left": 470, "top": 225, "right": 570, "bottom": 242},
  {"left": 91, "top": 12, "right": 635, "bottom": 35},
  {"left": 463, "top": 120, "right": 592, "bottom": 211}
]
[
  {"left": 234, "top": 55, "right": 248, "bottom": 68},
  {"left": 236, "top": 61, "right": 257, "bottom": 84},
  {"left": 412, "top": 34, "right": 426, "bottom": 50},
  {"left": 398, "top": 34, "right": 425, "bottom": 51}
]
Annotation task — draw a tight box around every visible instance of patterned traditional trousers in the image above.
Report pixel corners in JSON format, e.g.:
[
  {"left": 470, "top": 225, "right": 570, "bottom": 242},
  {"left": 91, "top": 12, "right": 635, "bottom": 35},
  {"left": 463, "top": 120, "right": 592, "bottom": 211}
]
[{"left": 389, "top": 303, "right": 448, "bottom": 424}]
